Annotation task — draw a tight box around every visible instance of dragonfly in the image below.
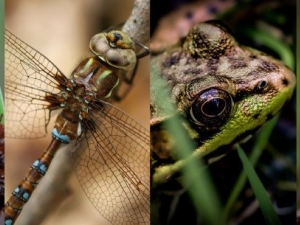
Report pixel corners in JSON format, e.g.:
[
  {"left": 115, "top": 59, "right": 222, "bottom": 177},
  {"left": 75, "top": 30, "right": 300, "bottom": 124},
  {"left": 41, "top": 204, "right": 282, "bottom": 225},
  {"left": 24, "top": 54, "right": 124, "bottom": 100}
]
[{"left": 4, "top": 28, "right": 150, "bottom": 225}]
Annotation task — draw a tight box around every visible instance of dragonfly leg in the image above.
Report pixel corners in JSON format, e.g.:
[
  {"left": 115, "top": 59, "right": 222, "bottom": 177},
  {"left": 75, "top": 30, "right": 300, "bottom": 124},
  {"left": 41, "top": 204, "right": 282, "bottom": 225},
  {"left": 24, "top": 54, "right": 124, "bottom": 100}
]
[{"left": 111, "top": 62, "right": 138, "bottom": 102}]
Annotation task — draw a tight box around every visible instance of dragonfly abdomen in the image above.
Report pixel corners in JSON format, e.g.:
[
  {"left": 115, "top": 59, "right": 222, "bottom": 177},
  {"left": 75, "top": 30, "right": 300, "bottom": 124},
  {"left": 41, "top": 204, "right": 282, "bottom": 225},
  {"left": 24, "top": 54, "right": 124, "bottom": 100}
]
[
  {"left": 5, "top": 114, "right": 80, "bottom": 225},
  {"left": 52, "top": 112, "right": 81, "bottom": 143},
  {"left": 5, "top": 139, "right": 62, "bottom": 225}
]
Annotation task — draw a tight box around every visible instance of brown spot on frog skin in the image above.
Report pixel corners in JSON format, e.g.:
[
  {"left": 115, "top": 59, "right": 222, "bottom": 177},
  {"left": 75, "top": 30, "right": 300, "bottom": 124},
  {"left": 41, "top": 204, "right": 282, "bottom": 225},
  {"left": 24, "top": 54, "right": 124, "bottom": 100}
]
[
  {"left": 183, "top": 22, "right": 236, "bottom": 59},
  {"left": 252, "top": 113, "right": 260, "bottom": 120},
  {"left": 259, "top": 59, "right": 279, "bottom": 73},
  {"left": 183, "top": 67, "right": 203, "bottom": 76},
  {"left": 162, "top": 53, "right": 180, "bottom": 67},
  {"left": 249, "top": 54, "right": 257, "bottom": 59},
  {"left": 206, "top": 58, "right": 219, "bottom": 72},
  {"left": 228, "top": 57, "right": 248, "bottom": 69}
]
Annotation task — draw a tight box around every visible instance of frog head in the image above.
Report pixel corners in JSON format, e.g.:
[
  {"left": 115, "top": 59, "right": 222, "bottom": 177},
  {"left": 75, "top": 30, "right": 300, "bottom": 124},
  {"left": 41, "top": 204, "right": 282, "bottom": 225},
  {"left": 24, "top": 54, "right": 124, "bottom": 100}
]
[{"left": 151, "top": 21, "right": 295, "bottom": 161}]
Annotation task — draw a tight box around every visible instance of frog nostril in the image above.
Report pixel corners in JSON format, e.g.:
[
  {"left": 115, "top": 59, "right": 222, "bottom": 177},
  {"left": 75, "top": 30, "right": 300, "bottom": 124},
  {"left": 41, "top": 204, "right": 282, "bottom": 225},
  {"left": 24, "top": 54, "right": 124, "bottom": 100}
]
[
  {"left": 256, "top": 80, "right": 268, "bottom": 91},
  {"left": 282, "top": 78, "right": 289, "bottom": 86}
]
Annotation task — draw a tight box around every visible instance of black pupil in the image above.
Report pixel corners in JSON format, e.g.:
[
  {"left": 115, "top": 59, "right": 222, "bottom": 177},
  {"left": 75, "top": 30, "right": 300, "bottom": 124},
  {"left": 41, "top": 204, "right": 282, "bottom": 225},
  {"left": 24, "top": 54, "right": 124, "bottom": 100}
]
[{"left": 203, "top": 98, "right": 225, "bottom": 116}]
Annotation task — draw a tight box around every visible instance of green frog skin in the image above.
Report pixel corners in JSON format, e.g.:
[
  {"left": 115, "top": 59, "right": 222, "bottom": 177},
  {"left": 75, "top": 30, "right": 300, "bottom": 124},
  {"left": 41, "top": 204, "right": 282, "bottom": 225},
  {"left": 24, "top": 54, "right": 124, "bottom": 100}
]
[{"left": 150, "top": 21, "right": 295, "bottom": 184}]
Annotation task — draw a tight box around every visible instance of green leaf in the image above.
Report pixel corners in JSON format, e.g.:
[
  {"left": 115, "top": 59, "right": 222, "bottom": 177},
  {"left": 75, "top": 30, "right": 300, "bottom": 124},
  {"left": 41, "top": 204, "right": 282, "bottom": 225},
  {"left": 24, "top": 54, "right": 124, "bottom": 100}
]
[{"left": 237, "top": 144, "right": 282, "bottom": 225}]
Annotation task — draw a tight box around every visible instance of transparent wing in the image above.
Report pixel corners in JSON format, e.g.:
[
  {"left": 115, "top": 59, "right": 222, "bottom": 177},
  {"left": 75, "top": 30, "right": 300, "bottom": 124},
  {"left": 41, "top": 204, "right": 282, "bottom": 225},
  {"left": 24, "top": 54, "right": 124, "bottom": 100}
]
[
  {"left": 71, "top": 102, "right": 150, "bottom": 225},
  {"left": 5, "top": 30, "right": 68, "bottom": 138}
]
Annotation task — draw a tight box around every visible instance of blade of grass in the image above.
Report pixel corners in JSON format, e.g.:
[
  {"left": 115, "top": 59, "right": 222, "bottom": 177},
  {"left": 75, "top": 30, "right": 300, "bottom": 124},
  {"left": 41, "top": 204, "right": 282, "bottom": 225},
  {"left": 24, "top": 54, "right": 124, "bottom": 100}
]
[
  {"left": 222, "top": 115, "right": 279, "bottom": 222},
  {"left": 151, "top": 67, "right": 223, "bottom": 225},
  {"left": 237, "top": 144, "right": 282, "bottom": 225}
]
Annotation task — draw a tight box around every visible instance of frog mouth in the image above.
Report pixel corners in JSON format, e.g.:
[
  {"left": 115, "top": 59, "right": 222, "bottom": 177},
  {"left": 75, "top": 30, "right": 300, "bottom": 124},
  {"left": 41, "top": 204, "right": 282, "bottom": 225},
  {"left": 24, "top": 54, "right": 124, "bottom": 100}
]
[{"left": 202, "top": 125, "right": 262, "bottom": 164}]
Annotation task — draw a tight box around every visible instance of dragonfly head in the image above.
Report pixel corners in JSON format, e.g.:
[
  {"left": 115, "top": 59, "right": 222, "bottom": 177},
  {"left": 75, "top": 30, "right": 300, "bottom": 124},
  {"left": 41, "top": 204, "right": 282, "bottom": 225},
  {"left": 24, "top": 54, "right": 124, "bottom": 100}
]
[{"left": 89, "top": 31, "right": 137, "bottom": 71}]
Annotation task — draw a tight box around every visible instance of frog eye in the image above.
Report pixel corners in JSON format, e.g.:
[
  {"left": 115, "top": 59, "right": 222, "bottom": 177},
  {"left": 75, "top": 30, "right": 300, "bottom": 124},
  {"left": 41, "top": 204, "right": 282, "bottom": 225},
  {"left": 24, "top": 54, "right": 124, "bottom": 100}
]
[{"left": 189, "top": 88, "right": 233, "bottom": 127}]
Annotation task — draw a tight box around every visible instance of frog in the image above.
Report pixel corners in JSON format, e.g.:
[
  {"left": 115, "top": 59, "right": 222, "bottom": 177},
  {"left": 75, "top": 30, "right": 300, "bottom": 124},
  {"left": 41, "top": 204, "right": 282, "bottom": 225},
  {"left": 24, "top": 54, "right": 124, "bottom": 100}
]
[{"left": 150, "top": 20, "right": 295, "bottom": 187}]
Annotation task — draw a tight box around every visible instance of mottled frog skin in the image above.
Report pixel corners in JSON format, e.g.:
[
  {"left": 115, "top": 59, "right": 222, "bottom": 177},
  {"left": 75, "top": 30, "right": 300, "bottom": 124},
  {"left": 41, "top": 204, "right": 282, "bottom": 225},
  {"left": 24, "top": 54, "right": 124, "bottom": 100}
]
[{"left": 150, "top": 21, "right": 295, "bottom": 179}]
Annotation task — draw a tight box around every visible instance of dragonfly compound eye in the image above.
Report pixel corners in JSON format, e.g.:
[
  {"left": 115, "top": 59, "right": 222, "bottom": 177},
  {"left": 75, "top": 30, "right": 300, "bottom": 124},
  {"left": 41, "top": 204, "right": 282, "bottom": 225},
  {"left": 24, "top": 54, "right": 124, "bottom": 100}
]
[
  {"left": 106, "top": 48, "right": 136, "bottom": 70},
  {"left": 90, "top": 31, "right": 137, "bottom": 70},
  {"left": 89, "top": 33, "right": 110, "bottom": 59}
]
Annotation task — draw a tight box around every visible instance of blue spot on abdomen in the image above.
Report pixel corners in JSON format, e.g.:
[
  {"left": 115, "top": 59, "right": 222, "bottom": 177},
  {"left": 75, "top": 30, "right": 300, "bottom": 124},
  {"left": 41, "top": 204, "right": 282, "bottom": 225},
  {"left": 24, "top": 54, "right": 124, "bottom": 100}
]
[
  {"left": 52, "top": 128, "right": 70, "bottom": 144},
  {"left": 32, "top": 160, "right": 48, "bottom": 175}
]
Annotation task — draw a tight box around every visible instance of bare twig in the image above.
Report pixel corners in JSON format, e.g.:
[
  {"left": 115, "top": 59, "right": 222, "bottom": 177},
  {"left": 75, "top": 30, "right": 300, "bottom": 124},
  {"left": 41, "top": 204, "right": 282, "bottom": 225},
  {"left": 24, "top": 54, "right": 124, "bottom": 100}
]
[{"left": 123, "top": 0, "right": 150, "bottom": 47}]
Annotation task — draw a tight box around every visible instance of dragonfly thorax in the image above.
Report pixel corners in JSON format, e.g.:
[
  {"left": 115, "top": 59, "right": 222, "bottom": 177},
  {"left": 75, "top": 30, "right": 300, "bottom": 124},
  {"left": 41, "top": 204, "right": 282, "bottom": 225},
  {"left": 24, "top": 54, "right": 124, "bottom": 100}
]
[{"left": 71, "top": 57, "right": 120, "bottom": 100}]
